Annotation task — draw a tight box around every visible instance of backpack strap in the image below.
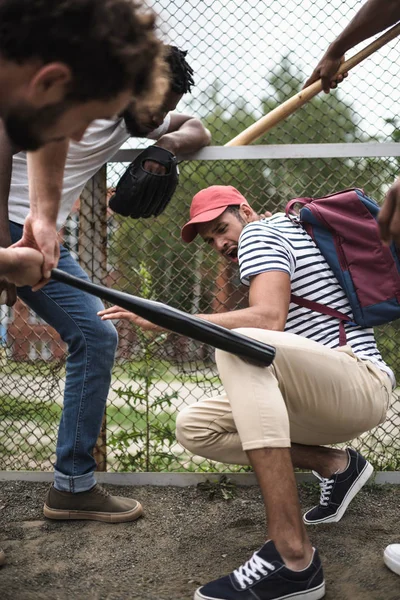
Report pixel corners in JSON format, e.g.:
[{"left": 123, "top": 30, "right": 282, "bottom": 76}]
[
  {"left": 290, "top": 294, "right": 351, "bottom": 346},
  {"left": 285, "top": 197, "right": 312, "bottom": 219}
]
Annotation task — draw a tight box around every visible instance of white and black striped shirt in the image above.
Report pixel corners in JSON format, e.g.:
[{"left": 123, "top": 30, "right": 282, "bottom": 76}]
[{"left": 239, "top": 213, "right": 395, "bottom": 386}]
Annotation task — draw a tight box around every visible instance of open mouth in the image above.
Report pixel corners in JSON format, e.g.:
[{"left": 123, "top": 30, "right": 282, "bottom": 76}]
[{"left": 224, "top": 246, "right": 238, "bottom": 261}]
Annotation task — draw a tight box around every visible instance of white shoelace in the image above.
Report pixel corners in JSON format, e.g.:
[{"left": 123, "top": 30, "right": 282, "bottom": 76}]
[
  {"left": 233, "top": 552, "right": 275, "bottom": 589},
  {"left": 312, "top": 471, "right": 334, "bottom": 506}
]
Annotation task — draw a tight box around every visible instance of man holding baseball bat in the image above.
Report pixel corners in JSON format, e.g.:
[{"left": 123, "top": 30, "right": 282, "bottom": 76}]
[
  {"left": 305, "top": 0, "right": 400, "bottom": 579},
  {"left": 0, "top": 0, "right": 169, "bottom": 568},
  {"left": 0, "top": 0, "right": 168, "bottom": 298},
  {"left": 100, "top": 184, "right": 395, "bottom": 599},
  {"left": 0, "top": 46, "right": 210, "bottom": 562},
  {"left": 304, "top": 0, "right": 400, "bottom": 249}
]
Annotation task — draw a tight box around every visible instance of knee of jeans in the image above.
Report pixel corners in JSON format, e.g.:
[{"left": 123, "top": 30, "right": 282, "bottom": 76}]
[
  {"left": 96, "top": 319, "right": 119, "bottom": 358},
  {"left": 68, "top": 318, "right": 118, "bottom": 363}
]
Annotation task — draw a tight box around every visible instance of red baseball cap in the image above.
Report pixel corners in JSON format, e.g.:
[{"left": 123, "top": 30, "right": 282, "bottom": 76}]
[{"left": 181, "top": 185, "right": 249, "bottom": 243}]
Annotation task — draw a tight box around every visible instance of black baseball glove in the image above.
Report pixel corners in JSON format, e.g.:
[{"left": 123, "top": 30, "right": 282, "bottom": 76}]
[{"left": 109, "top": 146, "right": 179, "bottom": 219}]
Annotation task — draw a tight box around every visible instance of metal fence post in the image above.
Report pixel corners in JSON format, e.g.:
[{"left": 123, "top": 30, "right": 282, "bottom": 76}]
[{"left": 79, "top": 166, "right": 108, "bottom": 471}]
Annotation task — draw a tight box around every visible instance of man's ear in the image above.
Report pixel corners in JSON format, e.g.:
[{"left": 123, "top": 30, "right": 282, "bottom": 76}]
[
  {"left": 27, "top": 63, "right": 73, "bottom": 106},
  {"left": 241, "top": 203, "right": 257, "bottom": 223}
]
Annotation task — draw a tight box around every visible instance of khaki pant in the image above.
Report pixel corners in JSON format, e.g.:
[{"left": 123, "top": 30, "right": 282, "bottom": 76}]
[{"left": 176, "top": 328, "right": 392, "bottom": 465}]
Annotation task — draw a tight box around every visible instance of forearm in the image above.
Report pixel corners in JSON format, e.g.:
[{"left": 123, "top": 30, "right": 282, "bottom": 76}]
[
  {"left": 329, "top": 0, "right": 400, "bottom": 58},
  {"left": 27, "top": 138, "right": 69, "bottom": 225},
  {"left": 156, "top": 120, "right": 211, "bottom": 156},
  {"left": 197, "top": 306, "right": 285, "bottom": 331}
]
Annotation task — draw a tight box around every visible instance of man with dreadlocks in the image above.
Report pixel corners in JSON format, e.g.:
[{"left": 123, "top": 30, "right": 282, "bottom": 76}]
[
  {"left": 121, "top": 45, "right": 206, "bottom": 174},
  {"left": 1, "top": 45, "right": 210, "bottom": 524}
]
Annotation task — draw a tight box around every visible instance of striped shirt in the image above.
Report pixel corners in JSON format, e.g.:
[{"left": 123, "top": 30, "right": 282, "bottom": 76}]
[{"left": 238, "top": 213, "right": 395, "bottom": 387}]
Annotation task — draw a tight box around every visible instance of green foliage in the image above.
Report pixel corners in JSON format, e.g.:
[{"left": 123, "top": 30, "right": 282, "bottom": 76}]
[
  {"left": 0, "top": 394, "right": 62, "bottom": 424},
  {"left": 197, "top": 474, "right": 237, "bottom": 501},
  {"left": 109, "top": 55, "right": 398, "bottom": 319},
  {"left": 375, "top": 322, "right": 400, "bottom": 382},
  {"left": 107, "top": 54, "right": 400, "bottom": 412},
  {"left": 107, "top": 263, "right": 180, "bottom": 472}
]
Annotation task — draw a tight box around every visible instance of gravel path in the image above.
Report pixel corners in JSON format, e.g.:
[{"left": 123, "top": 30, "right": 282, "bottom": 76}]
[{"left": 0, "top": 480, "right": 399, "bottom": 599}]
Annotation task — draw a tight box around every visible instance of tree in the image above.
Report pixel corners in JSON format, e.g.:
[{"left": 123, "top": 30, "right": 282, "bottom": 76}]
[{"left": 109, "top": 55, "right": 396, "bottom": 316}]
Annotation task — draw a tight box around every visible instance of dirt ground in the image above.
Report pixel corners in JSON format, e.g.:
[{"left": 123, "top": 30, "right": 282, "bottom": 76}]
[{"left": 0, "top": 480, "right": 399, "bottom": 600}]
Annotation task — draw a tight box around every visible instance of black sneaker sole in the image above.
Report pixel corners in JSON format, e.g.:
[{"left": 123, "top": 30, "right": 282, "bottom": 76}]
[
  {"left": 43, "top": 501, "right": 143, "bottom": 523},
  {"left": 194, "top": 580, "right": 326, "bottom": 600},
  {"left": 303, "top": 461, "right": 373, "bottom": 525}
]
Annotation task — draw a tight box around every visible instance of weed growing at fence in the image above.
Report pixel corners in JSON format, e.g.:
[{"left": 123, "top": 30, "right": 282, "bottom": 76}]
[
  {"left": 107, "top": 263, "right": 181, "bottom": 471},
  {"left": 197, "top": 475, "right": 237, "bottom": 501}
]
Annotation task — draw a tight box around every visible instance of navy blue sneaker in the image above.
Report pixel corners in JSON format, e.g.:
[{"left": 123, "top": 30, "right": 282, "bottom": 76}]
[
  {"left": 303, "top": 448, "right": 373, "bottom": 525},
  {"left": 194, "top": 540, "right": 325, "bottom": 600}
]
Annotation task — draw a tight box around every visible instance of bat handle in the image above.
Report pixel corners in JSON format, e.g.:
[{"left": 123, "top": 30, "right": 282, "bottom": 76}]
[{"left": 226, "top": 21, "right": 400, "bottom": 147}]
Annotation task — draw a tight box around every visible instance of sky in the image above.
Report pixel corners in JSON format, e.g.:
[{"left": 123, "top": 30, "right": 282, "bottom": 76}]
[{"left": 134, "top": 0, "right": 400, "bottom": 143}]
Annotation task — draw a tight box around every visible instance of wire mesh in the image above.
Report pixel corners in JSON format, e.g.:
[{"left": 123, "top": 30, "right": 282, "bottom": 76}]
[{"left": 1, "top": 0, "right": 400, "bottom": 474}]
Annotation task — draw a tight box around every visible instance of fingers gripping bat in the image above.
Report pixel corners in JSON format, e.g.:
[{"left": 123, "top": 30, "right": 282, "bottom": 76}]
[{"left": 226, "top": 22, "right": 400, "bottom": 147}]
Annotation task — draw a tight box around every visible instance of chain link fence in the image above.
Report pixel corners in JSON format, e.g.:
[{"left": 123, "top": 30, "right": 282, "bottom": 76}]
[{"left": 1, "top": 0, "right": 400, "bottom": 474}]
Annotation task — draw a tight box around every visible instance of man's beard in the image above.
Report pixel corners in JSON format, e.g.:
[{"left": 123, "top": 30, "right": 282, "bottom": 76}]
[
  {"left": 4, "top": 101, "right": 71, "bottom": 151},
  {"left": 122, "top": 108, "right": 152, "bottom": 137}
]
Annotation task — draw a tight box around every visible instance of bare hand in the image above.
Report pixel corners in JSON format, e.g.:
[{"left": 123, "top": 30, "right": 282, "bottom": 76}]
[
  {"left": 259, "top": 211, "right": 273, "bottom": 220},
  {"left": 12, "top": 213, "right": 60, "bottom": 290},
  {"left": 0, "top": 247, "right": 44, "bottom": 287},
  {"left": 303, "top": 54, "right": 348, "bottom": 94},
  {"left": 97, "top": 305, "right": 163, "bottom": 332},
  {"left": 378, "top": 178, "right": 400, "bottom": 246},
  {"left": 143, "top": 159, "right": 167, "bottom": 175}
]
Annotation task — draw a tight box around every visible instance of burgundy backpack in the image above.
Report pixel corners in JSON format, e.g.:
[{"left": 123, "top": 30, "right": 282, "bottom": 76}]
[{"left": 285, "top": 188, "right": 400, "bottom": 344}]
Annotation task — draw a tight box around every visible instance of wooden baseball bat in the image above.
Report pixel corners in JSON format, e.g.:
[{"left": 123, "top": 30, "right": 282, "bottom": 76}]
[
  {"left": 51, "top": 268, "right": 276, "bottom": 367},
  {"left": 226, "top": 22, "right": 400, "bottom": 147}
]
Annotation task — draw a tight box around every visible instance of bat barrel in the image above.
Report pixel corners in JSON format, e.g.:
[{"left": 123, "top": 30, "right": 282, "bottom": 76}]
[{"left": 51, "top": 268, "right": 276, "bottom": 367}]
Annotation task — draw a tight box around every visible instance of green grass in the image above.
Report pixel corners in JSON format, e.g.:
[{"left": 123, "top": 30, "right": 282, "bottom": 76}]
[
  {"left": 0, "top": 394, "right": 62, "bottom": 424},
  {"left": 0, "top": 356, "right": 220, "bottom": 385},
  {"left": 112, "top": 359, "right": 220, "bottom": 385},
  {"left": 0, "top": 394, "right": 176, "bottom": 430},
  {"left": 107, "top": 403, "right": 176, "bottom": 430},
  {"left": 0, "top": 358, "right": 66, "bottom": 378}
]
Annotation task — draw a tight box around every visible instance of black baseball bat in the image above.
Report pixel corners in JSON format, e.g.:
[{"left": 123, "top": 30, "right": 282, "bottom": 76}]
[{"left": 51, "top": 268, "right": 276, "bottom": 367}]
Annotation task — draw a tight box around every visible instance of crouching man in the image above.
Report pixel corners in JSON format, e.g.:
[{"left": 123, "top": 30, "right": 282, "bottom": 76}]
[{"left": 100, "top": 185, "right": 395, "bottom": 600}]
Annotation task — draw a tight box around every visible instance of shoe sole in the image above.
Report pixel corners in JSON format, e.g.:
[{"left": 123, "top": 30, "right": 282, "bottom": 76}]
[
  {"left": 194, "top": 581, "right": 326, "bottom": 600},
  {"left": 384, "top": 547, "right": 400, "bottom": 576},
  {"left": 43, "top": 501, "right": 143, "bottom": 523},
  {"left": 303, "top": 461, "right": 374, "bottom": 525}
]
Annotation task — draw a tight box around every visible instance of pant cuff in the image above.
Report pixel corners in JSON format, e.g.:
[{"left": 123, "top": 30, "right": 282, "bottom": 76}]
[
  {"left": 54, "top": 470, "right": 96, "bottom": 493},
  {"left": 242, "top": 437, "right": 291, "bottom": 450}
]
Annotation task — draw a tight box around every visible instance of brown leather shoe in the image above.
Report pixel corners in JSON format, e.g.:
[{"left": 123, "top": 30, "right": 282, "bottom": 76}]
[
  {"left": 43, "top": 484, "right": 143, "bottom": 523},
  {"left": 0, "top": 548, "right": 5, "bottom": 566}
]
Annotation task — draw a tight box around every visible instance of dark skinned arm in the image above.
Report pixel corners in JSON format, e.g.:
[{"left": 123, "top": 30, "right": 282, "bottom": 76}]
[
  {"left": 143, "top": 114, "right": 211, "bottom": 174},
  {"left": 304, "top": 0, "right": 400, "bottom": 92}
]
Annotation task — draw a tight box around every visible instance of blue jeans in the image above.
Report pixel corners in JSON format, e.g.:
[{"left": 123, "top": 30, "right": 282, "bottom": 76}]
[{"left": 10, "top": 222, "right": 118, "bottom": 492}]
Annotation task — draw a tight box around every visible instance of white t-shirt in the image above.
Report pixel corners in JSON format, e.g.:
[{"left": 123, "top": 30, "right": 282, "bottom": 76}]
[
  {"left": 239, "top": 213, "right": 396, "bottom": 387},
  {"left": 8, "top": 114, "right": 171, "bottom": 230}
]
